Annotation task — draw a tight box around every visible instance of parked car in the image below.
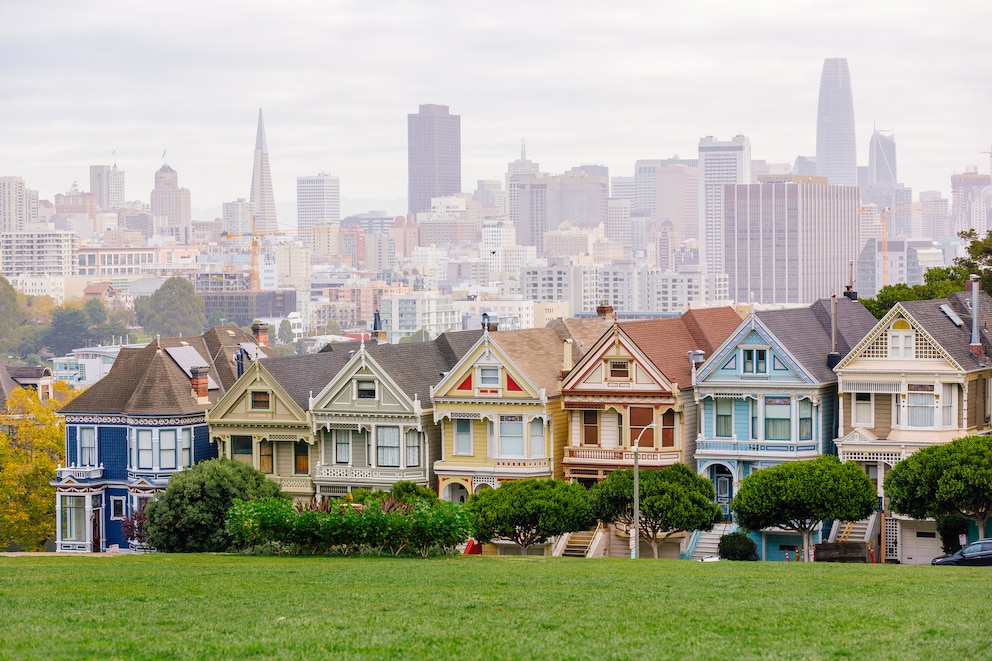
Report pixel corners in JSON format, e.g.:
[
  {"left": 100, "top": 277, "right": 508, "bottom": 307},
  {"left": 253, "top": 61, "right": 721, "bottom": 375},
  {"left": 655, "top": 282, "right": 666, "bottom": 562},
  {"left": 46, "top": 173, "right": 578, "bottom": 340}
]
[{"left": 932, "top": 539, "right": 992, "bottom": 566}]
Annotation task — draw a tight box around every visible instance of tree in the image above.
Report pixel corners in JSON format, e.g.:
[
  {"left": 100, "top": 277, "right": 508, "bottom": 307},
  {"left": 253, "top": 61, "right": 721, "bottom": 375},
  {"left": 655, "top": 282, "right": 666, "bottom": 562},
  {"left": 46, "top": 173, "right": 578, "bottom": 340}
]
[
  {"left": 144, "top": 458, "right": 287, "bottom": 552},
  {"left": 731, "top": 456, "right": 876, "bottom": 561},
  {"left": 277, "top": 319, "right": 293, "bottom": 345},
  {"left": 135, "top": 277, "right": 206, "bottom": 338},
  {"left": 0, "top": 383, "right": 76, "bottom": 550},
  {"left": 469, "top": 479, "right": 593, "bottom": 552},
  {"left": 885, "top": 435, "right": 992, "bottom": 541},
  {"left": 590, "top": 464, "right": 723, "bottom": 558},
  {"left": 83, "top": 298, "right": 108, "bottom": 326},
  {"left": 325, "top": 320, "right": 342, "bottom": 335},
  {"left": 955, "top": 229, "right": 992, "bottom": 292},
  {"left": 42, "top": 307, "right": 90, "bottom": 357},
  {"left": 861, "top": 266, "right": 969, "bottom": 319}
]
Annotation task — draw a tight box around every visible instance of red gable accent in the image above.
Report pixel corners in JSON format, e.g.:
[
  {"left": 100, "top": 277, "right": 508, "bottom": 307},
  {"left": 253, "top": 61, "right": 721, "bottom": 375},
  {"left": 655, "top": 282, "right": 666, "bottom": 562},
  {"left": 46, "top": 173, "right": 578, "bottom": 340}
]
[
  {"left": 506, "top": 374, "right": 523, "bottom": 391},
  {"left": 456, "top": 374, "right": 473, "bottom": 391}
]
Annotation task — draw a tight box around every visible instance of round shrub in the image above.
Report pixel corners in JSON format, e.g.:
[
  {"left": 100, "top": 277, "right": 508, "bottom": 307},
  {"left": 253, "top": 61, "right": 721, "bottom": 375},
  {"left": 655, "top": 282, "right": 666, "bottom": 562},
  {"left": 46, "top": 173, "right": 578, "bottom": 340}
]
[{"left": 718, "top": 530, "right": 759, "bottom": 561}]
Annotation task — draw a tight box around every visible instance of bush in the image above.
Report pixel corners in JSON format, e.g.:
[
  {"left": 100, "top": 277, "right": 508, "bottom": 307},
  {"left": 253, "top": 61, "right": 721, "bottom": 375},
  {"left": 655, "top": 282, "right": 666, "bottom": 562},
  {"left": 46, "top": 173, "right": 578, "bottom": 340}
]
[
  {"left": 145, "top": 458, "right": 287, "bottom": 552},
  {"left": 718, "top": 531, "right": 758, "bottom": 561}
]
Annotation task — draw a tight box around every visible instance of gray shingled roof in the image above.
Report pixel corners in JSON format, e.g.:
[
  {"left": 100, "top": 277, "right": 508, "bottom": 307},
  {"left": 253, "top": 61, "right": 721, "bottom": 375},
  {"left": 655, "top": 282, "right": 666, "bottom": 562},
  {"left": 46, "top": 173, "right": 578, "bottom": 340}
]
[
  {"left": 756, "top": 297, "right": 878, "bottom": 383},
  {"left": 260, "top": 347, "right": 356, "bottom": 410},
  {"left": 899, "top": 291, "right": 992, "bottom": 372}
]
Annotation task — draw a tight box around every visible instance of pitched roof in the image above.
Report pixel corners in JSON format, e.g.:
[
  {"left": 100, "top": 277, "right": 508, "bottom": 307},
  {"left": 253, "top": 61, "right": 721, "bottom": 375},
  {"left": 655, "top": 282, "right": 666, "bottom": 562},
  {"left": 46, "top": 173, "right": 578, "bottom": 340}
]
[
  {"left": 59, "top": 326, "right": 259, "bottom": 417},
  {"left": 260, "top": 349, "right": 355, "bottom": 410},
  {"left": 0, "top": 362, "right": 22, "bottom": 410},
  {"left": 756, "top": 297, "right": 877, "bottom": 383},
  {"left": 897, "top": 290, "right": 992, "bottom": 371},
  {"left": 490, "top": 319, "right": 612, "bottom": 394},
  {"left": 620, "top": 307, "right": 743, "bottom": 389}
]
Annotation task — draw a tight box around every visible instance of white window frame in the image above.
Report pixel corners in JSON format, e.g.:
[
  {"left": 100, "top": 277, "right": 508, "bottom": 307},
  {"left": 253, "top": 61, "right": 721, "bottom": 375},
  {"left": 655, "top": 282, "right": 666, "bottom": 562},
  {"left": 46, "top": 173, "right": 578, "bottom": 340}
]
[
  {"left": 529, "top": 419, "right": 545, "bottom": 457},
  {"left": 715, "top": 398, "right": 733, "bottom": 438},
  {"left": 334, "top": 429, "right": 351, "bottom": 464},
  {"left": 405, "top": 429, "right": 421, "bottom": 468},
  {"left": 454, "top": 419, "right": 473, "bottom": 455},
  {"left": 356, "top": 381, "right": 377, "bottom": 400},
  {"left": 498, "top": 415, "right": 525, "bottom": 457},
  {"left": 159, "top": 429, "right": 177, "bottom": 470},
  {"left": 135, "top": 429, "right": 153, "bottom": 470},
  {"left": 888, "top": 321, "right": 915, "bottom": 359},
  {"left": 61, "top": 494, "right": 87, "bottom": 542},
  {"left": 181, "top": 428, "right": 192, "bottom": 467},
  {"left": 376, "top": 426, "right": 401, "bottom": 467},
  {"left": 479, "top": 367, "right": 499, "bottom": 387},
  {"left": 742, "top": 348, "right": 768, "bottom": 375},
  {"left": 79, "top": 427, "right": 97, "bottom": 466},
  {"left": 853, "top": 392, "right": 873, "bottom": 427},
  {"left": 110, "top": 496, "right": 126, "bottom": 521}
]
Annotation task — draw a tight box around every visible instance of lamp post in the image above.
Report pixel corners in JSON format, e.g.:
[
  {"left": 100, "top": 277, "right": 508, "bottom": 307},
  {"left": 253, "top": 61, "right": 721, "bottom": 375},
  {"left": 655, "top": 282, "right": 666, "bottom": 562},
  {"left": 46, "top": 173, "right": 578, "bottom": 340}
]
[{"left": 630, "top": 422, "right": 657, "bottom": 559}]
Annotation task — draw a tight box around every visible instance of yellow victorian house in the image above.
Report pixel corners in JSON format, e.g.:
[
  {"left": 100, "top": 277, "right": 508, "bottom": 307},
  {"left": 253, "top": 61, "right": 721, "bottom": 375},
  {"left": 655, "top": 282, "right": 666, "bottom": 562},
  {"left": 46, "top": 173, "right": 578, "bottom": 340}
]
[{"left": 432, "top": 319, "right": 610, "bottom": 505}]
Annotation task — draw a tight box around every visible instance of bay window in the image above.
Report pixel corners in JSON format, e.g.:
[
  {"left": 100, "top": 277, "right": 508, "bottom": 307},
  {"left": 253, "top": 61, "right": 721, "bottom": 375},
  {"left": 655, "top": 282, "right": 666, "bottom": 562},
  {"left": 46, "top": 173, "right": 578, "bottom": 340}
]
[
  {"left": 181, "top": 428, "right": 192, "bottom": 467},
  {"left": 630, "top": 407, "right": 654, "bottom": 447},
  {"left": 334, "top": 430, "right": 351, "bottom": 464},
  {"left": 660, "top": 409, "right": 675, "bottom": 447},
  {"left": 294, "top": 440, "right": 310, "bottom": 474},
  {"left": 377, "top": 427, "right": 401, "bottom": 467},
  {"left": 406, "top": 430, "right": 421, "bottom": 468},
  {"left": 259, "top": 440, "right": 273, "bottom": 473},
  {"left": 853, "top": 393, "right": 872, "bottom": 426},
  {"left": 529, "top": 419, "right": 545, "bottom": 457},
  {"left": 499, "top": 416, "right": 525, "bottom": 457},
  {"left": 715, "top": 399, "right": 732, "bottom": 437},
  {"left": 159, "top": 430, "right": 177, "bottom": 469},
  {"left": 454, "top": 419, "right": 472, "bottom": 455},
  {"left": 799, "top": 400, "right": 813, "bottom": 441},
  {"left": 582, "top": 410, "right": 599, "bottom": 445},
  {"left": 136, "top": 430, "right": 153, "bottom": 469},
  {"left": 61, "top": 495, "right": 86, "bottom": 542},
  {"left": 764, "top": 398, "right": 791, "bottom": 440}
]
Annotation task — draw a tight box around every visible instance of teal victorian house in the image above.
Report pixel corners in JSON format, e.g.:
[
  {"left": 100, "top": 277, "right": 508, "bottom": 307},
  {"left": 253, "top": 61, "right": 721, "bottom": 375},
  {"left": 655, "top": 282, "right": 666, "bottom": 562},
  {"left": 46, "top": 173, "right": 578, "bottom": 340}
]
[{"left": 693, "top": 296, "right": 876, "bottom": 559}]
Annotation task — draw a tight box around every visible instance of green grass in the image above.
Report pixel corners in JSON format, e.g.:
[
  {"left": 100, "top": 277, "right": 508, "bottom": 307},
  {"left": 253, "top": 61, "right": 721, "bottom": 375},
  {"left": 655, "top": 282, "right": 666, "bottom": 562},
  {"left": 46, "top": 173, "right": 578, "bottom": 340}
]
[{"left": 0, "top": 554, "right": 987, "bottom": 660}]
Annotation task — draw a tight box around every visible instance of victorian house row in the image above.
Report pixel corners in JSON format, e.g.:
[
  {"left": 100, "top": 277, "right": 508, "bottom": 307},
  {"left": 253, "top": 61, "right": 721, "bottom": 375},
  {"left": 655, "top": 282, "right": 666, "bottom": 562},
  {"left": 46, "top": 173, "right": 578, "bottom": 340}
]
[{"left": 52, "top": 325, "right": 266, "bottom": 552}]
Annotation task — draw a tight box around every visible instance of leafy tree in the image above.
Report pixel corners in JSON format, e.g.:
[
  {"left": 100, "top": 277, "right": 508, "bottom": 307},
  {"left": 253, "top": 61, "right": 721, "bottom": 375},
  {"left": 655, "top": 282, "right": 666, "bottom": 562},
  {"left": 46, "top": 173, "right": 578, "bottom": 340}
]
[
  {"left": 399, "top": 329, "right": 431, "bottom": 344},
  {"left": 590, "top": 464, "right": 723, "bottom": 558},
  {"left": 325, "top": 320, "right": 342, "bottom": 335},
  {"left": 277, "top": 319, "right": 294, "bottom": 345},
  {"left": 469, "top": 479, "right": 593, "bottom": 552},
  {"left": 135, "top": 277, "right": 206, "bottom": 338},
  {"left": 0, "top": 382, "right": 76, "bottom": 550},
  {"left": 83, "top": 298, "right": 108, "bottom": 326},
  {"left": 955, "top": 229, "right": 992, "bottom": 292},
  {"left": 885, "top": 434, "right": 992, "bottom": 541},
  {"left": 144, "top": 458, "right": 287, "bottom": 552},
  {"left": 861, "top": 266, "right": 969, "bottom": 319},
  {"left": 42, "top": 307, "right": 90, "bottom": 357},
  {"left": 0, "top": 277, "right": 20, "bottom": 351},
  {"left": 390, "top": 480, "right": 438, "bottom": 505},
  {"left": 731, "top": 456, "right": 876, "bottom": 561}
]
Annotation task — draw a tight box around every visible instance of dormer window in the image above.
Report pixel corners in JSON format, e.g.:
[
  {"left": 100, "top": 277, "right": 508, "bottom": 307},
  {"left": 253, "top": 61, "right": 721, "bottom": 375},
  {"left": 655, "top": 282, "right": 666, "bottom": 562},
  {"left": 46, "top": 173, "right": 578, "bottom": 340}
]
[
  {"left": 479, "top": 368, "right": 499, "bottom": 387},
  {"left": 609, "top": 360, "right": 630, "bottom": 379},
  {"left": 743, "top": 349, "right": 767, "bottom": 374},
  {"left": 888, "top": 320, "right": 915, "bottom": 358},
  {"left": 357, "top": 381, "right": 376, "bottom": 399},
  {"left": 251, "top": 391, "right": 270, "bottom": 410}
]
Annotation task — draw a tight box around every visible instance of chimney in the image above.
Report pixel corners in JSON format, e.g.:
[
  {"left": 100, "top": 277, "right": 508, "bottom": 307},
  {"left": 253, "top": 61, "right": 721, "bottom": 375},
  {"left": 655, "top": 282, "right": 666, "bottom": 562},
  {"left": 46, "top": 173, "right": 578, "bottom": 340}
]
[
  {"left": 969, "top": 274, "right": 983, "bottom": 361},
  {"left": 560, "top": 339, "right": 574, "bottom": 378},
  {"left": 843, "top": 260, "right": 858, "bottom": 301},
  {"left": 371, "top": 310, "right": 387, "bottom": 343},
  {"left": 827, "top": 294, "right": 842, "bottom": 369},
  {"left": 596, "top": 300, "right": 614, "bottom": 321},
  {"left": 191, "top": 366, "right": 210, "bottom": 404},
  {"left": 251, "top": 322, "right": 269, "bottom": 347}
]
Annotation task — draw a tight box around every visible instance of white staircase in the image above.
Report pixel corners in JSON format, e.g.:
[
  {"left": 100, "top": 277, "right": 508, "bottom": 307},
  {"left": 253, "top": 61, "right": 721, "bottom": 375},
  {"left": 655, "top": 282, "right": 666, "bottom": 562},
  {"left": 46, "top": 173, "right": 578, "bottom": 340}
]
[
  {"left": 828, "top": 512, "right": 880, "bottom": 544},
  {"left": 692, "top": 522, "right": 735, "bottom": 560}
]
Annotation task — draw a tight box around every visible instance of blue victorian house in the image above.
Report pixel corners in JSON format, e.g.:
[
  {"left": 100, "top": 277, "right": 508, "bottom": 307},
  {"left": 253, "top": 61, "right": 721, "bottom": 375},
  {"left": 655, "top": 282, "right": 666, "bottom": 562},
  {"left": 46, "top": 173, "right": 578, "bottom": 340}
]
[
  {"left": 693, "top": 296, "right": 876, "bottom": 559},
  {"left": 53, "top": 325, "right": 263, "bottom": 551}
]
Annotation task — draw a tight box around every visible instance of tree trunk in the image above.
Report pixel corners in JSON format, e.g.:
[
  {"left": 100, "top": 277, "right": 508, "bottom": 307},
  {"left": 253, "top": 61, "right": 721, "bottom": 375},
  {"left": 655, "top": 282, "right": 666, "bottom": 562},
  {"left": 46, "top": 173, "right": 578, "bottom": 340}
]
[
  {"left": 801, "top": 529, "right": 813, "bottom": 562},
  {"left": 976, "top": 513, "right": 989, "bottom": 539},
  {"left": 650, "top": 536, "right": 660, "bottom": 559}
]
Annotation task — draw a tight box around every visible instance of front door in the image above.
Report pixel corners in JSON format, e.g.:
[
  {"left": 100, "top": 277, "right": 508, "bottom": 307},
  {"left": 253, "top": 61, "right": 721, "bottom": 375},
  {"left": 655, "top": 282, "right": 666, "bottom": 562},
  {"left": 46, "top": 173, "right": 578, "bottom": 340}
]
[
  {"left": 91, "top": 509, "right": 102, "bottom": 552},
  {"left": 714, "top": 466, "right": 733, "bottom": 519}
]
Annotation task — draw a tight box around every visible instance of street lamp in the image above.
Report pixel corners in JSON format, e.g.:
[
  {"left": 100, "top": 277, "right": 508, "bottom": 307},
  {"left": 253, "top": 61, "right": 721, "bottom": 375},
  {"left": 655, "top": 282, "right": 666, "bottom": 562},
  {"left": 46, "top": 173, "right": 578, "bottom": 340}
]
[{"left": 630, "top": 422, "right": 657, "bottom": 559}]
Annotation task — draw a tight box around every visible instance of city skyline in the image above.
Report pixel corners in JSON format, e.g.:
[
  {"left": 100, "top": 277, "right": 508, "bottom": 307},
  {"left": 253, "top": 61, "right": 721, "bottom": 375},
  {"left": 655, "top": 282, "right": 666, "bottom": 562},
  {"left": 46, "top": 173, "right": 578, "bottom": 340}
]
[{"left": 2, "top": 1, "right": 989, "bottom": 223}]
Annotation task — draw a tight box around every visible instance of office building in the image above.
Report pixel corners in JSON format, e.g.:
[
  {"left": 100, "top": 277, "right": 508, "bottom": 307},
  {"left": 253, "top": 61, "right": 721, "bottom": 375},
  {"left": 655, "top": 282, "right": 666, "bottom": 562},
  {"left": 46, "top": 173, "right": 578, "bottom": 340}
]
[
  {"left": 0, "top": 177, "right": 35, "bottom": 232},
  {"left": 150, "top": 164, "right": 191, "bottom": 236},
  {"left": 868, "top": 130, "right": 897, "bottom": 187},
  {"left": 698, "top": 135, "right": 751, "bottom": 274},
  {"left": 723, "top": 175, "right": 860, "bottom": 305},
  {"left": 1, "top": 229, "right": 79, "bottom": 278},
  {"left": 297, "top": 173, "right": 340, "bottom": 241},
  {"left": 222, "top": 198, "right": 253, "bottom": 236},
  {"left": 408, "top": 104, "right": 461, "bottom": 214},
  {"left": 90, "top": 164, "right": 125, "bottom": 211},
  {"left": 516, "top": 170, "right": 608, "bottom": 254},
  {"left": 249, "top": 109, "right": 278, "bottom": 232},
  {"left": 815, "top": 58, "right": 858, "bottom": 186}
]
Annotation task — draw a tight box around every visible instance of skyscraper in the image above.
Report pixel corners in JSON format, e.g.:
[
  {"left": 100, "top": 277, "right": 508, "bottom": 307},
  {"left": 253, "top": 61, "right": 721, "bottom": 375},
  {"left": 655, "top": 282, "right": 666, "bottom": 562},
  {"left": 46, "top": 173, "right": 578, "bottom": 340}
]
[
  {"left": 815, "top": 58, "right": 857, "bottom": 186},
  {"left": 0, "top": 177, "right": 30, "bottom": 231},
  {"left": 250, "top": 109, "right": 278, "bottom": 232},
  {"left": 296, "top": 173, "right": 340, "bottom": 242},
  {"left": 698, "top": 135, "right": 751, "bottom": 274},
  {"left": 868, "top": 130, "right": 897, "bottom": 187},
  {"left": 506, "top": 139, "right": 542, "bottom": 229},
  {"left": 723, "top": 175, "right": 860, "bottom": 305},
  {"left": 408, "top": 104, "right": 461, "bottom": 214},
  {"left": 150, "top": 164, "right": 191, "bottom": 236},
  {"left": 90, "top": 163, "right": 125, "bottom": 211}
]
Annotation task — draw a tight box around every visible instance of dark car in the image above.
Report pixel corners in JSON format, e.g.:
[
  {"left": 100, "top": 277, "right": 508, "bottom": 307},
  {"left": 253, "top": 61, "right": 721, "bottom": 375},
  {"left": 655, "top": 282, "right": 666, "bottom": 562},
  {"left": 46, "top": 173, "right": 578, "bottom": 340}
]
[{"left": 932, "top": 539, "right": 992, "bottom": 566}]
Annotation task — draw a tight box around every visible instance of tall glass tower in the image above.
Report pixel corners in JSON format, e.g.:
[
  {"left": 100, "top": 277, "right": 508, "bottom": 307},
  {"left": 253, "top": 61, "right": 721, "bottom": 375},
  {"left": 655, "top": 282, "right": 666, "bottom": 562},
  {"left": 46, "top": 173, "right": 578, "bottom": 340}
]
[{"left": 815, "top": 58, "right": 857, "bottom": 187}]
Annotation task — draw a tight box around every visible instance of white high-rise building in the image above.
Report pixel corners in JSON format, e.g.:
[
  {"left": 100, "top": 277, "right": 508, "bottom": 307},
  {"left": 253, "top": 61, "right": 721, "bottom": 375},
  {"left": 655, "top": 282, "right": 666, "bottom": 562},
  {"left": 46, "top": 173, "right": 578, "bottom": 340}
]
[
  {"left": 90, "top": 164, "right": 125, "bottom": 211},
  {"left": 222, "top": 198, "right": 253, "bottom": 235},
  {"left": 0, "top": 177, "right": 32, "bottom": 232},
  {"left": 698, "top": 135, "right": 751, "bottom": 274},
  {"left": 1, "top": 229, "right": 79, "bottom": 278},
  {"left": 296, "top": 173, "right": 340, "bottom": 242}
]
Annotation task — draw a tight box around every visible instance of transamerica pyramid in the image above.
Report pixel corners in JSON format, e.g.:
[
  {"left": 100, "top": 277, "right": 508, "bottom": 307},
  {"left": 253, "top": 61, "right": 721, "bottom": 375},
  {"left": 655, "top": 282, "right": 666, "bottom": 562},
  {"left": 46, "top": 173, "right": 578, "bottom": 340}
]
[{"left": 249, "top": 108, "right": 278, "bottom": 232}]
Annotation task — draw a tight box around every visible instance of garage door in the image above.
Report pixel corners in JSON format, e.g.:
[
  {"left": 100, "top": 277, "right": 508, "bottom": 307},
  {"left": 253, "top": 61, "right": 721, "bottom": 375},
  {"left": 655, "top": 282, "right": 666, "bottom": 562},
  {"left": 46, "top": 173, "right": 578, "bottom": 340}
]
[{"left": 900, "top": 520, "right": 944, "bottom": 564}]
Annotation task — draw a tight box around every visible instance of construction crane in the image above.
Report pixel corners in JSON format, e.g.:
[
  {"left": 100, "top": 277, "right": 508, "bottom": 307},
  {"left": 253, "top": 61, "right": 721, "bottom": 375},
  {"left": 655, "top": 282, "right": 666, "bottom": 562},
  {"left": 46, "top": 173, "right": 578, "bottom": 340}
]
[
  {"left": 219, "top": 216, "right": 284, "bottom": 292},
  {"left": 858, "top": 203, "right": 914, "bottom": 290}
]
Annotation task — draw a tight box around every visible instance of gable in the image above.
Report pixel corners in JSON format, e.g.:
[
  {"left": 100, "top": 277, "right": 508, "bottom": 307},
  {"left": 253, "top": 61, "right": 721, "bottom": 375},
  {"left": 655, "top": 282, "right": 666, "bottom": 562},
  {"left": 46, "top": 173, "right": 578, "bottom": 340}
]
[
  {"left": 207, "top": 361, "right": 307, "bottom": 425},
  {"left": 562, "top": 326, "right": 674, "bottom": 394},
  {"left": 696, "top": 316, "right": 815, "bottom": 386},
  {"left": 310, "top": 349, "right": 415, "bottom": 415},
  {"left": 432, "top": 335, "right": 542, "bottom": 401},
  {"left": 838, "top": 305, "right": 960, "bottom": 371}
]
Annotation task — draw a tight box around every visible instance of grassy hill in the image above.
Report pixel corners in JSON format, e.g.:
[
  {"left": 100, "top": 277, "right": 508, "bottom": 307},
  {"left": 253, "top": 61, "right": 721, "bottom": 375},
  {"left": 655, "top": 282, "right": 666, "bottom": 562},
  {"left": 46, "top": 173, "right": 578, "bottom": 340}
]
[{"left": 0, "top": 554, "right": 984, "bottom": 659}]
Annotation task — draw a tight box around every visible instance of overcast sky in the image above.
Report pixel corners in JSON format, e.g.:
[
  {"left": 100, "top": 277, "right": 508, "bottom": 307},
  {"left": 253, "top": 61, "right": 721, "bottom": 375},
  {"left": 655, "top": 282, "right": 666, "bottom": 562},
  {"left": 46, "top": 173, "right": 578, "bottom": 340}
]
[{"left": 2, "top": 0, "right": 989, "bottom": 224}]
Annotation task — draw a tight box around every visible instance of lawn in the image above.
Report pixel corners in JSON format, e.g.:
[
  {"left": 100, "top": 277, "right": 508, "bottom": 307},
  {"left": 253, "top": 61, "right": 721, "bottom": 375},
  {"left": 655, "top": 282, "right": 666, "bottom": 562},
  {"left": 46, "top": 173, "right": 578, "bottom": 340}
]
[{"left": 0, "top": 554, "right": 985, "bottom": 660}]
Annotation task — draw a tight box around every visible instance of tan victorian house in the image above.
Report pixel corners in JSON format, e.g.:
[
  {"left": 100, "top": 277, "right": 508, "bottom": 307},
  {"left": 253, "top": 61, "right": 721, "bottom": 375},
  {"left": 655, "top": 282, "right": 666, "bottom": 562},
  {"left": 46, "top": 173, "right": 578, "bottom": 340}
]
[{"left": 834, "top": 287, "right": 992, "bottom": 563}]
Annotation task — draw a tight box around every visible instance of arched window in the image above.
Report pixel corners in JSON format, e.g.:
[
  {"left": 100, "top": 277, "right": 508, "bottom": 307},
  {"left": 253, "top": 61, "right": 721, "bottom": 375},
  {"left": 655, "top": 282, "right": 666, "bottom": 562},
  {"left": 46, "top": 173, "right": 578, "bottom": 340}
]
[{"left": 888, "top": 319, "right": 915, "bottom": 359}]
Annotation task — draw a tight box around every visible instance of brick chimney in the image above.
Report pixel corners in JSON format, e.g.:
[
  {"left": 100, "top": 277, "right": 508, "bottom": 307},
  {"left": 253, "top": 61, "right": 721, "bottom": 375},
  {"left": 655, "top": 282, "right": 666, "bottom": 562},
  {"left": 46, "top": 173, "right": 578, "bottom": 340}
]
[
  {"left": 251, "top": 322, "right": 269, "bottom": 347},
  {"left": 596, "top": 300, "right": 614, "bottom": 321},
  {"left": 191, "top": 366, "right": 210, "bottom": 404}
]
